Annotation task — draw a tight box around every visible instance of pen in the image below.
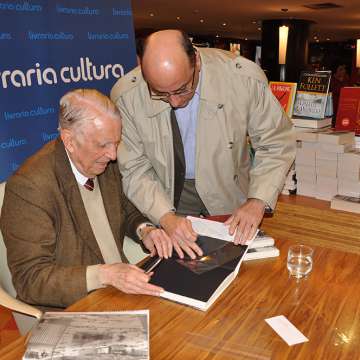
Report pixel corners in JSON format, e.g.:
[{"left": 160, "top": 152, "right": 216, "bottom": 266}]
[{"left": 145, "top": 257, "right": 162, "bottom": 274}]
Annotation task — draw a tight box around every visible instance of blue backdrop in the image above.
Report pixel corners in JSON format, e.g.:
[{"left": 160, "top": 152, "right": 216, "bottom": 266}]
[{"left": 0, "top": 0, "right": 136, "bottom": 181}]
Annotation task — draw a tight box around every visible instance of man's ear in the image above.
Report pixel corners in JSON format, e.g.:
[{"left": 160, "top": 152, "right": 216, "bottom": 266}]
[
  {"left": 195, "top": 50, "right": 201, "bottom": 70},
  {"left": 60, "top": 128, "right": 74, "bottom": 153}
]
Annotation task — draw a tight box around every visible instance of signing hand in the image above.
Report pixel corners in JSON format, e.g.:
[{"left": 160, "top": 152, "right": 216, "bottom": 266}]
[
  {"left": 142, "top": 227, "right": 173, "bottom": 259},
  {"left": 99, "top": 263, "right": 163, "bottom": 296},
  {"left": 225, "top": 198, "right": 266, "bottom": 245},
  {"left": 159, "top": 212, "right": 202, "bottom": 259}
]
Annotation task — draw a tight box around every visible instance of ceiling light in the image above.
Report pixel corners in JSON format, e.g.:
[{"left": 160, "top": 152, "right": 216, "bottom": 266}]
[
  {"left": 252, "top": 20, "right": 257, "bottom": 24},
  {"left": 216, "top": 34, "right": 220, "bottom": 38},
  {"left": 222, "top": 22, "right": 227, "bottom": 26},
  {"left": 316, "top": 39, "right": 320, "bottom": 42},
  {"left": 200, "top": 19, "right": 204, "bottom": 23},
  {"left": 326, "top": 38, "right": 330, "bottom": 41},
  {"left": 149, "top": 13, "right": 154, "bottom": 17},
  {"left": 257, "top": 27, "right": 261, "bottom": 31},
  {"left": 176, "top": 16, "right": 181, "bottom": 20},
  {"left": 245, "top": 38, "right": 248, "bottom": 41}
]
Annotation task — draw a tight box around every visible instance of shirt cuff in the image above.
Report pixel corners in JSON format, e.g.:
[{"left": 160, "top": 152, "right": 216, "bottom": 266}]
[
  {"left": 136, "top": 222, "right": 156, "bottom": 240},
  {"left": 86, "top": 265, "right": 106, "bottom": 292}
]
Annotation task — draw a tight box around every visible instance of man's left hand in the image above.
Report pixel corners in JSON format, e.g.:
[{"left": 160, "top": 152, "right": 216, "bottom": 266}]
[{"left": 224, "top": 198, "right": 266, "bottom": 245}]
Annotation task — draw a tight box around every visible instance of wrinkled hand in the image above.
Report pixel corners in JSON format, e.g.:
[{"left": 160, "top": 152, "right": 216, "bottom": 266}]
[
  {"left": 142, "top": 227, "right": 173, "bottom": 259},
  {"left": 99, "top": 263, "right": 163, "bottom": 296},
  {"left": 225, "top": 198, "right": 266, "bottom": 245},
  {"left": 159, "top": 212, "right": 202, "bottom": 259}
]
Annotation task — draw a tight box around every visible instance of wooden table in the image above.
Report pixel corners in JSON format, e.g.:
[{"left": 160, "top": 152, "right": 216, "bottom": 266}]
[{"left": 1, "top": 196, "right": 360, "bottom": 359}]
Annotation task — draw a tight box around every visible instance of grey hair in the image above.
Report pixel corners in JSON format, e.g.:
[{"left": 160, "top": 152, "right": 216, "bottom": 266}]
[{"left": 58, "top": 88, "right": 121, "bottom": 131}]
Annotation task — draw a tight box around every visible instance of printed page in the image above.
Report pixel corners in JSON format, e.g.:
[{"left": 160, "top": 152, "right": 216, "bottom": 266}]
[
  {"left": 187, "top": 216, "right": 258, "bottom": 245},
  {"left": 23, "top": 311, "right": 149, "bottom": 360}
]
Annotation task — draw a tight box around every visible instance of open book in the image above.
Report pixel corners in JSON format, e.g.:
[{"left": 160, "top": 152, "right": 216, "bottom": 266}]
[
  {"left": 23, "top": 311, "right": 149, "bottom": 360},
  {"left": 142, "top": 217, "right": 257, "bottom": 311}
]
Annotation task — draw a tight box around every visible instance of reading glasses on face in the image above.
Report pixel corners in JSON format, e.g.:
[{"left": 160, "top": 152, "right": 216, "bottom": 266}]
[{"left": 148, "top": 64, "right": 196, "bottom": 101}]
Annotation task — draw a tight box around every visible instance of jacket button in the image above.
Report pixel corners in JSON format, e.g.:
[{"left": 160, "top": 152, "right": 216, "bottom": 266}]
[
  {"left": 217, "top": 104, "right": 224, "bottom": 109},
  {"left": 236, "top": 63, "right": 242, "bottom": 69},
  {"left": 233, "top": 174, "right": 238, "bottom": 181},
  {"left": 131, "top": 76, "right": 137, "bottom": 82}
]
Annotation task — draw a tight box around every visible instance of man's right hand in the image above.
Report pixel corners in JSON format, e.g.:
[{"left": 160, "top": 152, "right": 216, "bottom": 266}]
[
  {"left": 159, "top": 212, "right": 203, "bottom": 259},
  {"left": 99, "top": 263, "right": 163, "bottom": 296}
]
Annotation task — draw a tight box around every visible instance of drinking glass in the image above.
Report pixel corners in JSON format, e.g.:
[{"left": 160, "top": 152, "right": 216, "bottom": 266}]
[{"left": 287, "top": 245, "right": 313, "bottom": 278}]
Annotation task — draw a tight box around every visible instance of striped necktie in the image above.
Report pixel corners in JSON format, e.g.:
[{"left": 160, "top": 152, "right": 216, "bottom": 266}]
[{"left": 84, "top": 178, "right": 94, "bottom": 191}]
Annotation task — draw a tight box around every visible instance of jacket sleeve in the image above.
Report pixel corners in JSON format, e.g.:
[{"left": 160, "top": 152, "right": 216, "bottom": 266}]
[
  {"left": 116, "top": 97, "right": 174, "bottom": 224},
  {"left": 246, "top": 79, "right": 296, "bottom": 209},
  {"left": 0, "top": 177, "right": 87, "bottom": 308}
]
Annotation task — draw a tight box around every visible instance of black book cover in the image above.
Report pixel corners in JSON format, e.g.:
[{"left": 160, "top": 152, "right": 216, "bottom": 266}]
[{"left": 142, "top": 237, "right": 247, "bottom": 303}]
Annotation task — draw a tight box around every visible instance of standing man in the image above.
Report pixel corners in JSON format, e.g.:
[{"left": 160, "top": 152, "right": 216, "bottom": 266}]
[
  {"left": 1, "top": 89, "right": 171, "bottom": 309},
  {"left": 111, "top": 30, "right": 295, "bottom": 259}
]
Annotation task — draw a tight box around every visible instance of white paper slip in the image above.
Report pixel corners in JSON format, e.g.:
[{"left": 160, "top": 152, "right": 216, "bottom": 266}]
[{"left": 265, "top": 315, "right": 309, "bottom": 346}]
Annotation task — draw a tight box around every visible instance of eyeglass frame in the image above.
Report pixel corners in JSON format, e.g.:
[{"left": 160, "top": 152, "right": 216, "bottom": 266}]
[{"left": 147, "top": 55, "right": 197, "bottom": 101}]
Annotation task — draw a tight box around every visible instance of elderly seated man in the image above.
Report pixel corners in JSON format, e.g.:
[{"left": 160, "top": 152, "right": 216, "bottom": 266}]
[{"left": 0, "top": 89, "right": 172, "bottom": 309}]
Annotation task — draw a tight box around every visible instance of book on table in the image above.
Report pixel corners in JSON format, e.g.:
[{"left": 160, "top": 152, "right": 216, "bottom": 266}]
[
  {"left": 292, "top": 116, "right": 332, "bottom": 129},
  {"left": 143, "top": 218, "right": 278, "bottom": 311},
  {"left": 335, "top": 87, "right": 360, "bottom": 135},
  {"left": 331, "top": 194, "right": 360, "bottom": 214},
  {"left": 292, "top": 70, "right": 332, "bottom": 129},
  {"left": 23, "top": 310, "right": 149, "bottom": 360},
  {"left": 292, "top": 70, "right": 332, "bottom": 120},
  {"left": 245, "top": 230, "right": 280, "bottom": 261},
  {"left": 269, "top": 81, "right": 297, "bottom": 118}
]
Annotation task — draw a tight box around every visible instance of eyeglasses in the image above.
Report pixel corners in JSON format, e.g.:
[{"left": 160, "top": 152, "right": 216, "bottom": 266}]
[{"left": 148, "top": 64, "right": 197, "bottom": 101}]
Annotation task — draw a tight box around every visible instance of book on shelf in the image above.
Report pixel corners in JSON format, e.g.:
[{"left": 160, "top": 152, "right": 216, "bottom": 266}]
[
  {"left": 23, "top": 311, "right": 149, "bottom": 360},
  {"left": 292, "top": 116, "right": 332, "bottom": 129},
  {"left": 292, "top": 70, "right": 332, "bottom": 120},
  {"left": 269, "top": 81, "right": 297, "bottom": 117},
  {"left": 331, "top": 194, "right": 360, "bottom": 214},
  {"left": 335, "top": 87, "right": 360, "bottom": 135}
]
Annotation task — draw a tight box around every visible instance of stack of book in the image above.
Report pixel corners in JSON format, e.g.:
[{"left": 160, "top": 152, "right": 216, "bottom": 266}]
[
  {"left": 295, "top": 129, "right": 355, "bottom": 199},
  {"left": 337, "top": 149, "right": 360, "bottom": 197},
  {"left": 292, "top": 70, "right": 332, "bottom": 129},
  {"left": 281, "top": 163, "right": 297, "bottom": 195},
  {"left": 331, "top": 195, "right": 360, "bottom": 214},
  {"left": 355, "top": 136, "right": 360, "bottom": 149},
  {"left": 245, "top": 230, "right": 279, "bottom": 261},
  {"left": 295, "top": 138, "right": 317, "bottom": 197}
]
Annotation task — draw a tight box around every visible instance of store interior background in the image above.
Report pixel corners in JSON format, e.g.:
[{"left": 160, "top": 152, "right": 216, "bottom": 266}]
[{"left": 131, "top": 0, "right": 360, "bottom": 83}]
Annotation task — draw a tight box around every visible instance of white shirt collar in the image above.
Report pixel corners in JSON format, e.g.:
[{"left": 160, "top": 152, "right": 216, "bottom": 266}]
[{"left": 66, "top": 151, "right": 90, "bottom": 186}]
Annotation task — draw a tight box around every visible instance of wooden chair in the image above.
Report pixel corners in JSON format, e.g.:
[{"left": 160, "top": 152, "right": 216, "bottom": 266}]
[{"left": 0, "top": 182, "right": 41, "bottom": 335}]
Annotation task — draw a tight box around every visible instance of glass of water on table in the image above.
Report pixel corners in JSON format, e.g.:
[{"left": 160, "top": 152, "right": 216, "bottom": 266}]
[{"left": 287, "top": 245, "right": 314, "bottom": 278}]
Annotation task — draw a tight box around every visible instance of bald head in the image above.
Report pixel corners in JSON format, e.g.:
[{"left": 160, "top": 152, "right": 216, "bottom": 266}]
[{"left": 141, "top": 30, "right": 199, "bottom": 108}]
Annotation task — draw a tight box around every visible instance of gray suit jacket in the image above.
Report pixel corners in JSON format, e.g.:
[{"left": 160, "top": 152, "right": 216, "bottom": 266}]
[{"left": 0, "top": 138, "right": 147, "bottom": 308}]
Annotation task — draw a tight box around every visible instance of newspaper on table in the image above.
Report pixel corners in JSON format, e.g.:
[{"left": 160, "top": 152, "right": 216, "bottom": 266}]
[{"left": 23, "top": 310, "right": 149, "bottom": 360}]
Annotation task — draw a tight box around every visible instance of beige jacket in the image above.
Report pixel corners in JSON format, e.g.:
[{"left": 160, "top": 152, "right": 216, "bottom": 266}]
[{"left": 111, "top": 48, "right": 296, "bottom": 223}]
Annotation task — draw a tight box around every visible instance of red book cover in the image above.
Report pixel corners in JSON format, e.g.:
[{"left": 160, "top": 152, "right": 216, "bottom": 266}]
[
  {"left": 269, "top": 82, "right": 297, "bottom": 117},
  {"left": 335, "top": 87, "right": 360, "bottom": 135}
]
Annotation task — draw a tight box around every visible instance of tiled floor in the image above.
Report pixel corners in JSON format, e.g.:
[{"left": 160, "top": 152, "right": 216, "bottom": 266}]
[{"left": 0, "top": 305, "right": 20, "bottom": 348}]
